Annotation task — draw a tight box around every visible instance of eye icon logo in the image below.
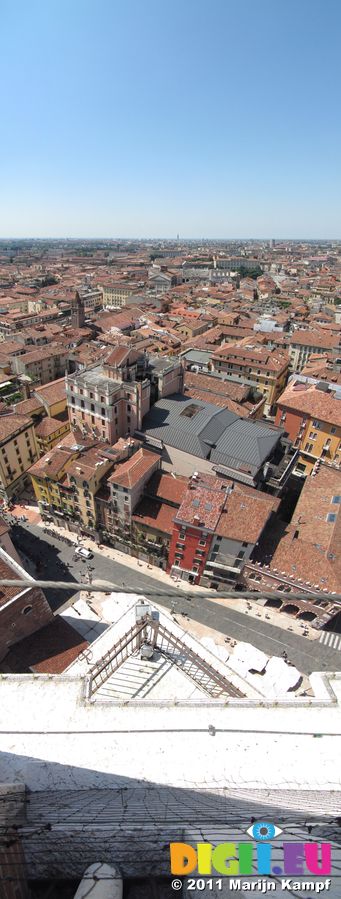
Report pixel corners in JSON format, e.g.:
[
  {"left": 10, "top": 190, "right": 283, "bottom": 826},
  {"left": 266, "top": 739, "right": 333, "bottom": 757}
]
[{"left": 246, "top": 821, "right": 283, "bottom": 841}]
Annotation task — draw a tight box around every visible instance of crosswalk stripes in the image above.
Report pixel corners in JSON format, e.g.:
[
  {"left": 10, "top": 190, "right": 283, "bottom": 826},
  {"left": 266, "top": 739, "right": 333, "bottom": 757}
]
[{"left": 319, "top": 631, "right": 341, "bottom": 650}]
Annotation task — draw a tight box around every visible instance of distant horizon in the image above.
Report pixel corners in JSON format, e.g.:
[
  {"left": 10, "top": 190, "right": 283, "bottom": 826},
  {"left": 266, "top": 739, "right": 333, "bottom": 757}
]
[{"left": 0, "top": 235, "right": 340, "bottom": 243}]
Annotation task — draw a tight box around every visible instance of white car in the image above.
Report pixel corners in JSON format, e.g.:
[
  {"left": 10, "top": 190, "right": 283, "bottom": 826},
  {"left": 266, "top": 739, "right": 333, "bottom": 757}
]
[{"left": 74, "top": 546, "right": 93, "bottom": 560}]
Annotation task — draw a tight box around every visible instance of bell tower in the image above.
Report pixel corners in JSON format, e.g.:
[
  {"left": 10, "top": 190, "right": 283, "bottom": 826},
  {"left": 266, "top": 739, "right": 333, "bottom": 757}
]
[{"left": 71, "top": 290, "right": 85, "bottom": 329}]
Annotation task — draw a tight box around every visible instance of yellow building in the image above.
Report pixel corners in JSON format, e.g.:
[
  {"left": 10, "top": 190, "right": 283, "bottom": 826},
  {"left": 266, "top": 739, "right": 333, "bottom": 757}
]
[
  {"left": 0, "top": 414, "right": 38, "bottom": 500},
  {"left": 29, "top": 436, "right": 115, "bottom": 534},
  {"left": 34, "top": 417, "right": 70, "bottom": 456},
  {"left": 275, "top": 379, "right": 341, "bottom": 476},
  {"left": 212, "top": 340, "right": 289, "bottom": 415}
]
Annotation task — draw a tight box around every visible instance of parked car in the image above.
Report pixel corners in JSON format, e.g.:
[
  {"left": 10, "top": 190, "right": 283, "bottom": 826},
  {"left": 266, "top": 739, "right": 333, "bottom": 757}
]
[{"left": 75, "top": 546, "right": 93, "bottom": 560}]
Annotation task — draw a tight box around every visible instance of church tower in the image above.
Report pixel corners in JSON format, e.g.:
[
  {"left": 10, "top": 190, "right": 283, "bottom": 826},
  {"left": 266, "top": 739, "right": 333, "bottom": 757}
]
[{"left": 71, "top": 290, "right": 85, "bottom": 329}]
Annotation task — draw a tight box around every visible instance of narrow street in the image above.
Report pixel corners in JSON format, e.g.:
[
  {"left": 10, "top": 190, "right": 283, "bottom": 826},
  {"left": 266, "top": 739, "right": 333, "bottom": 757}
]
[{"left": 11, "top": 520, "right": 341, "bottom": 676}]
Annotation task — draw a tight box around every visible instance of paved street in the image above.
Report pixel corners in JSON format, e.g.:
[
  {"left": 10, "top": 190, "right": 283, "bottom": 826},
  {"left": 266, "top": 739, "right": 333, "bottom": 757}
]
[{"left": 12, "top": 521, "right": 341, "bottom": 676}]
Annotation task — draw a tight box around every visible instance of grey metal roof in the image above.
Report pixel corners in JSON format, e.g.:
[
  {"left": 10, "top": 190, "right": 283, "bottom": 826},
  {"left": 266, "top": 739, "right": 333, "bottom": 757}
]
[
  {"left": 142, "top": 395, "right": 281, "bottom": 469},
  {"left": 142, "top": 395, "right": 237, "bottom": 459},
  {"left": 181, "top": 349, "right": 212, "bottom": 363},
  {"left": 211, "top": 419, "right": 280, "bottom": 468}
]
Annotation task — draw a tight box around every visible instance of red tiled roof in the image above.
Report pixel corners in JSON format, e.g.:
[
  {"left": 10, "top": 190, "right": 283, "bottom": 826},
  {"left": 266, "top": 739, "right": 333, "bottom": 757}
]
[
  {"left": 277, "top": 380, "right": 341, "bottom": 427},
  {"left": 1, "top": 618, "right": 89, "bottom": 673},
  {"left": 0, "top": 413, "right": 34, "bottom": 443},
  {"left": 108, "top": 448, "right": 159, "bottom": 489},
  {"left": 175, "top": 476, "right": 225, "bottom": 530},
  {"left": 34, "top": 377, "right": 67, "bottom": 406},
  {"left": 133, "top": 498, "right": 175, "bottom": 535},
  {"left": 35, "top": 416, "right": 67, "bottom": 438},
  {"left": 216, "top": 483, "right": 279, "bottom": 543},
  {"left": 147, "top": 471, "right": 187, "bottom": 505}
]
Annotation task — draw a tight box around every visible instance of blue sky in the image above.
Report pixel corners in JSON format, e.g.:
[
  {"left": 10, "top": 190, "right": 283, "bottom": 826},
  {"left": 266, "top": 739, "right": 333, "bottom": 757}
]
[{"left": 0, "top": 0, "right": 340, "bottom": 238}]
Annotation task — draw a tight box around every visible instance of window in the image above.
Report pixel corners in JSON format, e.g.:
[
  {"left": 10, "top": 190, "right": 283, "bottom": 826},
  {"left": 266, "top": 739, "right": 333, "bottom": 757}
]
[
  {"left": 326, "top": 513, "right": 337, "bottom": 523},
  {"left": 295, "top": 462, "right": 306, "bottom": 472},
  {"left": 174, "top": 559, "right": 180, "bottom": 566},
  {"left": 101, "top": 407, "right": 105, "bottom": 417},
  {"left": 199, "top": 538, "right": 206, "bottom": 546},
  {"left": 305, "top": 443, "right": 313, "bottom": 453},
  {"left": 22, "top": 605, "right": 32, "bottom": 615},
  {"left": 237, "top": 550, "right": 245, "bottom": 560},
  {"left": 179, "top": 531, "right": 185, "bottom": 540},
  {"left": 331, "top": 496, "right": 341, "bottom": 504},
  {"left": 124, "top": 495, "right": 129, "bottom": 503},
  {"left": 331, "top": 427, "right": 336, "bottom": 435},
  {"left": 127, "top": 404, "right": 131, "bottom": 411},
  {"left": 312, "top": 420, "right": 320, "bottom": 429},
  {"left": 309, "top": 432, "right": 317, "bottom": 440},
  {"left": 90, "top": 392, "right": 94, "bottom": 399},
  {"left": 91, "top": 403, "right": 95, "bottom": 412},
  {"left": 71, "top": 397, "right": 75, "bottom": 405},
  {"left": 192, "top": 563, "right": 199, "bottom": 572},
  {"left": 242, "top": 542, "right": 248, "bottom": 548},
  {"left": 127, "top": 415, "right": 131, "bottom": 423}
]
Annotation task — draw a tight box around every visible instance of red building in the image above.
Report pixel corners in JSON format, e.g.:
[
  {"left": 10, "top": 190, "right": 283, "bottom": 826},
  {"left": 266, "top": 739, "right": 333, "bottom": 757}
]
[
  {"left": 274, "top": 404, "right": 304, "bottom": 443},
  {"left": 167, "top": 473, "right": 226, "bottom": 584}
]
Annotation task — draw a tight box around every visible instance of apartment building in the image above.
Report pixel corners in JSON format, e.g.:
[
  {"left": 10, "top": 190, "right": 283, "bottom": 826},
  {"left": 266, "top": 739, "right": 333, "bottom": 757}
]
[
  {"left": 0, "top": 414, "right": 38, "bottom": 499},
  {"left": 211, "top": 340, "right": 289, "bottom": 414},
  {"left": 102, "top": 447, "right": 161, "bottom": 543},
  {"left": 34, "top": 416, "right": 70, "bottom": 455},
  {"left": 167, "top": 473, "right": 279, "bottom": 586},
  {"left": 132, "top": 471, "right": 187, "bottom": 562},
  {"left": 102, "top": 282, "right": 142, "bottom": 307},
  {"left": 12, "top": 345, "right": 68, "bottom": 385},
  {"left": 289, "top": 329, "right": 340, "bottom": 371},
  {"left": 66, "top": 349, "right": 185, "bottom": 444},
  {"left": 29, "top": 436, "right": 115, "bottom": 535},
  {"left": 167, "top": 473, "right": 225, "bottom": 583},
  {"left": 275, "top": 379, "right": 341, "bottom": 476},
  {"left": 66, "top": 364, "right": 151, "bottom": 444}
]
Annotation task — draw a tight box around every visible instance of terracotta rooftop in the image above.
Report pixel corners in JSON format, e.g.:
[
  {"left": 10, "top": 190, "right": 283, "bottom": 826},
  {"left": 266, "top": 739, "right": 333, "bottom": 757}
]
[
  {"left": 290, "top": 329, "right": 340, "bottom": 349},
  {"left": 213, "top": 341, "right": 289, "bottom": 371},
  {"left": 13, "top": 396, "right": 43, "bottom": 415},
  {"left": 133, "top": 497, "right": 175, "bottom": 535},
  {"left": 270, "top": 465, "right": 341, "bottom": 592},
  {"left": 147, "top": 470, "right": 188, "bottom": 505},
  {"left": 277, "top": 379, "right": 341, "bottom": 427},
  {"left": 0, "top": 413, "right": 33, "bottom": 444},
  {"left": 216, "top": 483, "right": 279, "bottom": 544},
  {"left": 108, "top": 447, "right": 159, "bottom": 489},
  {"left": 1, "top": 617, "right": 89, "bottom": 673},
  {"left": 29, "top": 447, "right": 75, "bottom": 479},
  {"left": 34, "top": 377, "right": 67, "bottom": 406},
  {"left": 0, "top": 555, "right": 28, "bottom": 608},
  {"left": 184, "top": 386, "right": 248, "bottom": 416},
  {"left": 35, "top": 416, "right": 67, "bottom": 438},
  {"left": 175, "top": 476, "right": 226, "bottom": 530},
  {"left": 184, "top": 370, "right": 249, "bottom": 402}
]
